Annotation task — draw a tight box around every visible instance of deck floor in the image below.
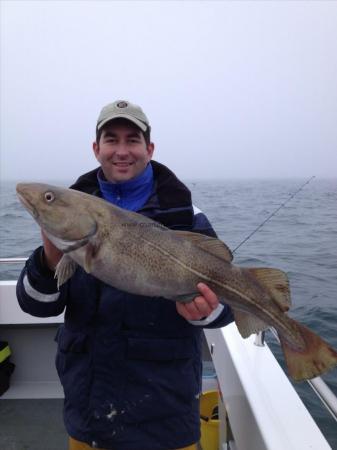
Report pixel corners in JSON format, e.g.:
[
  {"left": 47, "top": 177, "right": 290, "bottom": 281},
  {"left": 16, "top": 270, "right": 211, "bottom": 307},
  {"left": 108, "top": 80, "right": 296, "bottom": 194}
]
[
  {"left": 0, "top": 399, "right": 67, "bottom": 450},
  {"left": 0, "top": 399, "right": 203, "bottom": 450}
]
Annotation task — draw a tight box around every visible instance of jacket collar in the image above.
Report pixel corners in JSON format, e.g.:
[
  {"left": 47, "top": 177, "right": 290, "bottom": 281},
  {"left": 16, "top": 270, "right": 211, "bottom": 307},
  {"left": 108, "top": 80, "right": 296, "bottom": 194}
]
[
  {"left": 70, "top": 160, "right": 194, "bottom": 228},
  {"left": 70, "top": 160, "right": 192, "bottom": 209},
  {"left": 97, "top": 164, "right": 154, "bottom": 212}
]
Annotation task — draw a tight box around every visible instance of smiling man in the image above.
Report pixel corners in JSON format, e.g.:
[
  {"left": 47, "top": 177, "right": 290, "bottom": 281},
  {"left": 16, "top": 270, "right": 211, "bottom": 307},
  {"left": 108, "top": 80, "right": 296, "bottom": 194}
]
[
  {"left": 93, "top": 101, "right": 154, "bottom": 183},
  {"left": 16, "top": 100, "right": 234, "bottom": 450}
]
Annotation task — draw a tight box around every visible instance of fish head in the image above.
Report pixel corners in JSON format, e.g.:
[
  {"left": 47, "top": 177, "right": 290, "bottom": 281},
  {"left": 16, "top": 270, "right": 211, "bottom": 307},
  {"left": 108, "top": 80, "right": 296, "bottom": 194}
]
[{"left": 16, "top": 183, "right": 98, "bottom": 250}]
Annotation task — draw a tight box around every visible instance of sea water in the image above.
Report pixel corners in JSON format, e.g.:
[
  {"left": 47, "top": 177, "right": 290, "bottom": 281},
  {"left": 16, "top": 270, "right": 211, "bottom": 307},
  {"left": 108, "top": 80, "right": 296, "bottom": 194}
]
[{"left": 1, "top": 178, "right": 336, "bottom": 448}]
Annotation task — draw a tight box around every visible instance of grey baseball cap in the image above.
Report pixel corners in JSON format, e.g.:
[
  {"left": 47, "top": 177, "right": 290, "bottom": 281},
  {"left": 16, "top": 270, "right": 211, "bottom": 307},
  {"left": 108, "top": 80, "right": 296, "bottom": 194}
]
[{"left": 96, "top": 100, "right": 150, "bottom": 132}]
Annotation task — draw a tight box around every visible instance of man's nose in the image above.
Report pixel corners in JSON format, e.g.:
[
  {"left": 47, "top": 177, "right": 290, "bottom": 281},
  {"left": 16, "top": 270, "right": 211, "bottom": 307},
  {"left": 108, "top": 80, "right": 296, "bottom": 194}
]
[{"left": 115, "top": 143, "right": 129, "bottom": 156}]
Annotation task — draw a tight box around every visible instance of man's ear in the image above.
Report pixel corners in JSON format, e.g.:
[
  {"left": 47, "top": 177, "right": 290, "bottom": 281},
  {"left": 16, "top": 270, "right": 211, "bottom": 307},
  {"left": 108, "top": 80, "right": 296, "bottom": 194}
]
[
  {"left": 93, "top": 141, "right": 99, "bottom": 159},
  {"left": 147, "top": 142, "right": 155, "bottom": 159}
]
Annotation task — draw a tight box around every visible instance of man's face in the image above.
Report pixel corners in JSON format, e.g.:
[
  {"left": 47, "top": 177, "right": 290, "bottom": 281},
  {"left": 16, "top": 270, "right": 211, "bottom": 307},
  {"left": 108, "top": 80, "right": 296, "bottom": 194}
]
[{"left": 93, "top": 120, "right": 154, "bottom": 183}]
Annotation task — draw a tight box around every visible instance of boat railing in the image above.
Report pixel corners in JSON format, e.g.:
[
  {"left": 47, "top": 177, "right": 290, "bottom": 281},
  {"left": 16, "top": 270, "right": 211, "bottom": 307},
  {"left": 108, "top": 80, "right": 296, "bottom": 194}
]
[
  {"left": 0, "top": 258, "right": 28, "bottom": 264},
  {"left": 1, "top": 257, "right": 337, "bottom": 424}
]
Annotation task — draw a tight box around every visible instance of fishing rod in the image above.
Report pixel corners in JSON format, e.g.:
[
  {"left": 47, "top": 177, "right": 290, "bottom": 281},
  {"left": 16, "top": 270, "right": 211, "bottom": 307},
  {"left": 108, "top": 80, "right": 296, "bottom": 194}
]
[{"left": 232, "top": 176, "right": 315, "bottom": 254}]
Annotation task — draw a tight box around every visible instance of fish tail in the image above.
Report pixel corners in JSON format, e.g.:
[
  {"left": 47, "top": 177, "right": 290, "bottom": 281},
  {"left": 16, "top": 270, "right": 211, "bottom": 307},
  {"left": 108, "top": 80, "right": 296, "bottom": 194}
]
[{"left": 279, "top": 318, "right": 337, "bottom": 381}]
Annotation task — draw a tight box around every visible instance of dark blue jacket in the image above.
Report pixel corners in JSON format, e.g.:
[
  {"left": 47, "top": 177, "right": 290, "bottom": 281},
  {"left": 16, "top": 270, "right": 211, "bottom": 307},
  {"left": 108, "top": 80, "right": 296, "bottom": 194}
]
[{"left": 16, "top": 161, "right": 233, "bottom": 450}]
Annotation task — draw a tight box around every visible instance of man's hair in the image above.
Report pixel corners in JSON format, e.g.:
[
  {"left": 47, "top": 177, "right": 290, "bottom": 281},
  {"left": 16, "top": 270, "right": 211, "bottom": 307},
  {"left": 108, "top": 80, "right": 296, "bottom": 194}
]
[{"left": 96, "top": 119, "right": 151, "bottom": 145}]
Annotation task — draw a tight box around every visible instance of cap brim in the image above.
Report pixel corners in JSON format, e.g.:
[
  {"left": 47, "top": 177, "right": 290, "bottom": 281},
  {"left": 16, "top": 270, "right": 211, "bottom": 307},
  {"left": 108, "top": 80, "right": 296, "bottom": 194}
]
[{"left": 97, "top": 114, "right": 147, "bottom": 132}]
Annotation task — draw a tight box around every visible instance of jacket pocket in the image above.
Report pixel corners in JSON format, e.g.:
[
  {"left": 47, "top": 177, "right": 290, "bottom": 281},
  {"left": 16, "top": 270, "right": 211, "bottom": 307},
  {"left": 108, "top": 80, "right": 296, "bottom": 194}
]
[
  {"left": 55, "top": 326, "right": 88, "bottom": 353},
  {"left": 55, "top": 326, "right": 91, "bottom": 408},
  {"left": 123, "top": 336, "right": 201, "bottom": 424}
]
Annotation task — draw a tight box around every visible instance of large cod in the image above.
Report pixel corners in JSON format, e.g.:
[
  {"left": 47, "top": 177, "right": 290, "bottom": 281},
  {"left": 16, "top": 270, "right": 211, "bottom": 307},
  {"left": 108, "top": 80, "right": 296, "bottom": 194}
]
[{"left": 16, "top": 182, "right": 337, "bottom": 382}]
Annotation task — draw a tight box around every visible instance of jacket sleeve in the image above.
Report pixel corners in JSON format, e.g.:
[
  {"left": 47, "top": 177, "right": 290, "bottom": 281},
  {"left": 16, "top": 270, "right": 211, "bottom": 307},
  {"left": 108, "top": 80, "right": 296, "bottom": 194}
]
[
  {"left": 189, "top": 205, "right": 234, "bottom": 329},
  {"left": 191, "top": 205, "right": 217, "bottom": 238},
  {"left": 16, "top": 246, "right": 67, "bottom": 318}
]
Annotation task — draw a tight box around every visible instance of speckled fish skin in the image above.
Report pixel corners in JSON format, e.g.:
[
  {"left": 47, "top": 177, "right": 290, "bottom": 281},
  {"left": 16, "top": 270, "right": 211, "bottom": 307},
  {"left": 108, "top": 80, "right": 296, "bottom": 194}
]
[{"left": 16, "top": 182, "right": 337, "bottom": 381}]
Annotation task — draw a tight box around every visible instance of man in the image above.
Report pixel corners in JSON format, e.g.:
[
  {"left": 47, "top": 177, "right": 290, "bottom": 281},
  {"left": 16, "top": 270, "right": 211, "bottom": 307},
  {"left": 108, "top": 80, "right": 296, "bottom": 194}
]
[{"left": 17, "top": 100, "right": 233, "bottom": 450}]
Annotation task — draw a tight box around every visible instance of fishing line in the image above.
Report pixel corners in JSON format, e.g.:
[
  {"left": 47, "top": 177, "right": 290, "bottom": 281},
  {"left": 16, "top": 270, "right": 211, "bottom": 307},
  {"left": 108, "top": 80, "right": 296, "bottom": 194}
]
[{"left": 232, "top": 176, "right": 315, "bottom": 254}]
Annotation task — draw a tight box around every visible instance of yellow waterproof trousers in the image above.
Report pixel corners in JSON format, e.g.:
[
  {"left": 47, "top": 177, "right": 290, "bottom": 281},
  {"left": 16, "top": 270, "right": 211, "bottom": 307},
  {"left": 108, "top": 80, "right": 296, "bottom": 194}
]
[{"left": 69, "top": 436, "right": 197, "bottom": 450}]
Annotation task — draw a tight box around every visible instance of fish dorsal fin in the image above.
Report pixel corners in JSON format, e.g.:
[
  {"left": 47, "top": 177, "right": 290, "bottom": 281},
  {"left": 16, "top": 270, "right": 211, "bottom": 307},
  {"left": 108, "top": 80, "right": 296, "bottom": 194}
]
[
  {"left": 173, "top": 230, "right": 233, "bottom": 262},
  {"left": 246, "top": 268, "right": 291, "bottom": 311},
  {"left": 232, "top": 307, "right": 269, "bottom": 338}
]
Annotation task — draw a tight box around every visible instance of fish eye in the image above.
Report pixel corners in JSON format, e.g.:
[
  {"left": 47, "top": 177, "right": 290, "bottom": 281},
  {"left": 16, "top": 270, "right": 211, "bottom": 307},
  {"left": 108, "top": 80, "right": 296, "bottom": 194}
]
[{"left": 44, "top": 192, "right": 55, "bottom": 203}]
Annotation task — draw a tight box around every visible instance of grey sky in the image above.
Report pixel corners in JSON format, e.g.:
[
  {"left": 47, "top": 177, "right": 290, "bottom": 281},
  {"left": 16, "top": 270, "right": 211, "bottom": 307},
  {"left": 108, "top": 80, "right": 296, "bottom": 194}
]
[{"left": 1, "top": 0, "right": 337, "bottom": 181}]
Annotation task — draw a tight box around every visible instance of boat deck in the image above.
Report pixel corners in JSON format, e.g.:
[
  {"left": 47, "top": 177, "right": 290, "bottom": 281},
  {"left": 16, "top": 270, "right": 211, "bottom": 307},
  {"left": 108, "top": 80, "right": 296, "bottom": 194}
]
[
  {"left": 0, "top": 399, "right": 67, "bottom": 450},
  {"left": 0, "top": 280, "right": 334, "bottom": 450},
  {"left": 0, "top": 400, "right": 204, "bottom": 450}
]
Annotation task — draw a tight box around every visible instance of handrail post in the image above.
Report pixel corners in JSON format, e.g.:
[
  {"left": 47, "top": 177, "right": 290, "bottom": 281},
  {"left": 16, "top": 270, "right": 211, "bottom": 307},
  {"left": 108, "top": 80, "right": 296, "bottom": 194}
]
[{"left": 254, "top": 331, "right": 265, "bottom": 347}]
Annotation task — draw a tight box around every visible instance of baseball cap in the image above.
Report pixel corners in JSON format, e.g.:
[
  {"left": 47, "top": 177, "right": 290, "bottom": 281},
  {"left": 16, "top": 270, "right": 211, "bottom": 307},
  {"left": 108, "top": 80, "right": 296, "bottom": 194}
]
[{"left": 96, "top": 100, "right": 150, "bottom": 132}]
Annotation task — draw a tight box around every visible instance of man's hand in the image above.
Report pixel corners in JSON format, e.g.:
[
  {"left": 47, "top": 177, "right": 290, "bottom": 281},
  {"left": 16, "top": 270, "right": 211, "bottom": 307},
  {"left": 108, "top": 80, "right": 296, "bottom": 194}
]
[
  {"left": 41, "top": 230, "right": 63, "bottom": 270},
  {"left": 176, "top": 283, "right": 219, "bottom": 321}
]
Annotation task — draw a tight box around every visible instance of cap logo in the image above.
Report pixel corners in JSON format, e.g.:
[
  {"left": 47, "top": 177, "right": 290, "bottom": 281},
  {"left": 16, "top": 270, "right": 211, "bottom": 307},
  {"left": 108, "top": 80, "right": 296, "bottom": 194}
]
[{"left": 116, "top": 101, "right": 128, "bottom": 108}]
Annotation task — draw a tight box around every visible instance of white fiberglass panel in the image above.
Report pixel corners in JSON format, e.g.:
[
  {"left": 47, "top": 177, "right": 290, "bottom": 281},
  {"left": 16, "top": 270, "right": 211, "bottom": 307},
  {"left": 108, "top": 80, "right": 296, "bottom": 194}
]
[{"left": 204, "top": 324, "right": 331, "bottom": 450}]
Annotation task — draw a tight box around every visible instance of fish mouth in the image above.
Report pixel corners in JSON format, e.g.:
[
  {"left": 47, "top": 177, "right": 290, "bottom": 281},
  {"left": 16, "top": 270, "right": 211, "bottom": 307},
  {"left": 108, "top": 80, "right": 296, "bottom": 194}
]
[{"left": 16, "top": 192, "right": 39, "bottom": 219}]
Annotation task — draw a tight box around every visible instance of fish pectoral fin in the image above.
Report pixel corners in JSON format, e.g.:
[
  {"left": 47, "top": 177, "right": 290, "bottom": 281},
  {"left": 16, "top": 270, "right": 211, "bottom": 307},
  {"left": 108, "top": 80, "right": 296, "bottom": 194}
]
[
  {"left": 173, "top": 230, "right": 233, "bottom": 262},
  {"left": 245, "top": 268, "right": 291, "bottom": 312},
  {"left": 233, "top": 308, "right": 269, "bottom": 338},
  {"left": 84, "top": 240, "right": 101, "bottom": 273},
  {"left": 55, "top": 255, "right": 78, "bottom": 289}
]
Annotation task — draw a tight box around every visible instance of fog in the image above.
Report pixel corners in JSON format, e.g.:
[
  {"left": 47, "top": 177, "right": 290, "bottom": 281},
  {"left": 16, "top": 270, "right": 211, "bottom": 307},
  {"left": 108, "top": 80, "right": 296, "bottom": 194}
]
[{"left": 1, "top": 1, "right": 337, "bottom": 181}]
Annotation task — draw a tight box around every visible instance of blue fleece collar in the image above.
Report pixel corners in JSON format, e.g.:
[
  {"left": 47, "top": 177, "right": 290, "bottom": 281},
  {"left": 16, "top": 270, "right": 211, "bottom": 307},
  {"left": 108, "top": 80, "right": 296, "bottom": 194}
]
[{"left": 97, "top": 163, "right": 154, "bottom": 211}]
